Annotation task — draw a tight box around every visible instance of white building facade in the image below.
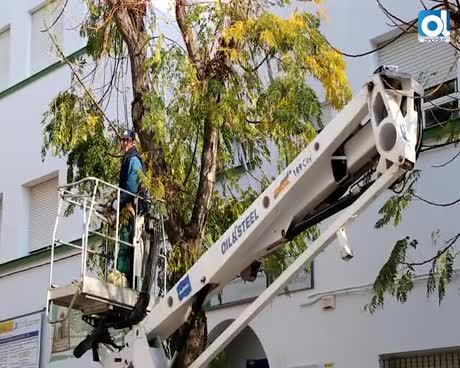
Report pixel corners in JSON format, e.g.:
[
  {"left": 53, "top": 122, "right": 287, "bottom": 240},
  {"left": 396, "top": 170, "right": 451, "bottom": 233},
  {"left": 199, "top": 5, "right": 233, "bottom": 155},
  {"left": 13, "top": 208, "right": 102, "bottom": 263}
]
[{"left": 0, "top": 1, "right": 459, "bottom": 367}]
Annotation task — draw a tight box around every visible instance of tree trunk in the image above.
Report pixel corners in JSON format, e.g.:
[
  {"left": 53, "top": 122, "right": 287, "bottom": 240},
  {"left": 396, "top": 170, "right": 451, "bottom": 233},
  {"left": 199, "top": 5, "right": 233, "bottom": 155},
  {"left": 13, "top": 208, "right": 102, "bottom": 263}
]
[
  {"left": 109, "top": 0, "right": 167, "bottom": 174},
  {"left": 173, "top": 307, "right": 208, "bottom": 368},
  {"left": 109, "top": 2, "right": 222, "bottom": 366}
]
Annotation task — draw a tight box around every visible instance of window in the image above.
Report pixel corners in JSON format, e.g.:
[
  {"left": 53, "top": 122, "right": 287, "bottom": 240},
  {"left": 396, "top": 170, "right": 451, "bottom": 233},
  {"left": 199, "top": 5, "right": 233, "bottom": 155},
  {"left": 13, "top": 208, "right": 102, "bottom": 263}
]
[
  {"left": 232, "top": 140, "right": 255, "bottom": 169},
  {"left": 206, "top": 265, "right": 313, "bottom": 309},
  {"left": 423, "top": 79, "right": 459, "bottom": 129},
  {"left": 30, "top": 1, "right": 64, "bottom": 73},
  {"left": 380, "top": 348, "right": 460, "bottom": 367},
  {"left": 0, "top": 27, "right": 10, "bottom": 91},
  {"left": 376, "top": 32, "right": 459, "bottom": 129},
  {"left": 28, "top": 176, "right": 58, "bottom": 252}
]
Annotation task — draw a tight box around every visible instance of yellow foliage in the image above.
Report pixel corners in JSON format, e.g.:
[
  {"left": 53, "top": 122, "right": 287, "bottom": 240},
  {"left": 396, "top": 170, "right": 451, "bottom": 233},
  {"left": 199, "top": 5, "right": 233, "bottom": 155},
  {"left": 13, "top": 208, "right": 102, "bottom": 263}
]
[
  {"left": 87, "top": 115, "right": 99, "bottom": 129},
  {"left": 229, "top": 48, "right": 239, "bottom": 62},
  {"left": 221, "top": 10, "right": 351, "bottom": 109},
  {"left": 260, "top": 30, "right": 276, "bottom": 47},
  {"left": 223, "top": 21, "right": 248, "bottom": 44},
  {"left": 304, "top": 46, "right": 351, "bottom": 109}
]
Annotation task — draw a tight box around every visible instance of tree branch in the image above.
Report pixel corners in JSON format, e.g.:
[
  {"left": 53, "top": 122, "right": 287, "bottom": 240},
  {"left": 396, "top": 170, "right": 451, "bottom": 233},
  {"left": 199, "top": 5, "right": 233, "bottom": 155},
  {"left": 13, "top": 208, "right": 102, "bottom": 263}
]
[
  {"left": 432, "top": 150, "right": 460, "bottom": 167},
  {"left": 183, "top": 129, "right": 200, "bottom": 186},
  {"left": 377, "top": 0, "right": 417, "bottom": 32},
  {"left": 106, "top": 0, "right": 168, "bottom": 175},
  {"left": 176, "top": 0, "right": 202, "bottom": 76},
  {"left": 413, "top": 193, "right": 460, "bottom": 207},
  {"left": 188, "top": 118, "right": 220, "bottom": 239},
  {"left": 403, "top": 233, "right": 460, "bottom": 266},
  {"left": 47, "top": 31, "right": 122, "bottom": 139},
  {"left": 421, "top": 138, "right": 460, "bottom": 152}
]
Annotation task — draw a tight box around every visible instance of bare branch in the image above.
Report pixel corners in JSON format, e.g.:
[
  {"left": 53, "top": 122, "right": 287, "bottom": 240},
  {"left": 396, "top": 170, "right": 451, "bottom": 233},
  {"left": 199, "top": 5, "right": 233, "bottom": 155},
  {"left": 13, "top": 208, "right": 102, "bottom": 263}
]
[
  {"left": 377, "top": 0, "right": 417, "bottom": 32},
  {"left": 176, "top": 0, "right": 202, "bottom": 75},
  {"left": 48, "top": 31, "right": 122, "bottom": 139},
  {"left": 413, "top": 193, "right": 460, "bottom": 207},
  {"left": 324, "top": 22, "right": 415, "bottom": 58},
  {"left": 39, "top": 0, "right": 69, "bottom": 32},
  {"left": 432, "top": 150, "right": 460, "bottom": 167},
  {"left": 183, "top": 129, "right": 200, "bottom": 186},
  {"left": 251, "top": 51, "right": 272, "bottom": 73}
]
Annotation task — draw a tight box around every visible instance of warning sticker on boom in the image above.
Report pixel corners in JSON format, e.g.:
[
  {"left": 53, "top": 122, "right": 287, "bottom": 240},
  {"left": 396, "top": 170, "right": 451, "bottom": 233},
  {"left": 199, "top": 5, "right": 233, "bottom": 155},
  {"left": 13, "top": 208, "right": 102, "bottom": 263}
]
[{"left": 177, "top": 275, "right": 192, "bottom": 301}]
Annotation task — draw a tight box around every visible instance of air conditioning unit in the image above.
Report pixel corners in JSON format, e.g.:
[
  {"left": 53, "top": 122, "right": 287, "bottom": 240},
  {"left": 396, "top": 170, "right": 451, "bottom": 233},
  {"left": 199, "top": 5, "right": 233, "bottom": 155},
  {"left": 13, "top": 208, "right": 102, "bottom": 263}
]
[{"left": 320, "top": 295, "right": 336, "bottom": 311}]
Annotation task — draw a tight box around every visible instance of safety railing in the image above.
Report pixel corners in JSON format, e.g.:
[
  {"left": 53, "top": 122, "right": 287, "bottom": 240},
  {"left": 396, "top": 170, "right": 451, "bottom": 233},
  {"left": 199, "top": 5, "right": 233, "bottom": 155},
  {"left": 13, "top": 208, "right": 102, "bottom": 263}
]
[{"left": 46, "top": 177, "right": 168, "bottom": 323}]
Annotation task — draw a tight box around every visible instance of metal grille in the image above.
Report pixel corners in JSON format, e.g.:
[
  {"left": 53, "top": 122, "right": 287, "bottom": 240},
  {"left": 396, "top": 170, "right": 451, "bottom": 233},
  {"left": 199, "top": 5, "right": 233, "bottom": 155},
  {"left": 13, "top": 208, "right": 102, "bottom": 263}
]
[{"left": 380, "top": 351, "right": 460, "bottom": 368}]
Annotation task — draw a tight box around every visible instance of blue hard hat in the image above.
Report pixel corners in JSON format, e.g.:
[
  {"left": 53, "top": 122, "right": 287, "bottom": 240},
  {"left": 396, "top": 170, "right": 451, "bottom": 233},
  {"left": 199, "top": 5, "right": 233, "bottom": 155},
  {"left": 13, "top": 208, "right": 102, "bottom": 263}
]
[{"left": 122, "top": 129, "right": 136, "bottom": 141}]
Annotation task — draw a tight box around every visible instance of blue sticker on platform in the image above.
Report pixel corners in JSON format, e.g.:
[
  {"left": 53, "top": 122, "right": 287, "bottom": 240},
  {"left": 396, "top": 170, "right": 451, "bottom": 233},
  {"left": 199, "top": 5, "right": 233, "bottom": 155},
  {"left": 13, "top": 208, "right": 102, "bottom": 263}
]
[{"left": 177, "top": 275, "right": 192, "bottom": 301}]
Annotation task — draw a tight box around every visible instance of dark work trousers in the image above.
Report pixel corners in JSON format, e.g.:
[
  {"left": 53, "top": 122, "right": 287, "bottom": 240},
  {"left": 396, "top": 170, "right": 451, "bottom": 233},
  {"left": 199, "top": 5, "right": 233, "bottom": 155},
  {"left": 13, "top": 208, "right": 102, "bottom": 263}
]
[{"left": 117, "top": 215, "right": 134, "bottom": 288}]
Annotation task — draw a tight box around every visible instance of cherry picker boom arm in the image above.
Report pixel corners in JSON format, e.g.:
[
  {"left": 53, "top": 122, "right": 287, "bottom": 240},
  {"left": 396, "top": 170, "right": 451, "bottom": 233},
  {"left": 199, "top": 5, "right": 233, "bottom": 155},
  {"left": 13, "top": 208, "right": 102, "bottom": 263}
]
[{"left": 98, "top": 69, "right": 423, "bottom": 367}]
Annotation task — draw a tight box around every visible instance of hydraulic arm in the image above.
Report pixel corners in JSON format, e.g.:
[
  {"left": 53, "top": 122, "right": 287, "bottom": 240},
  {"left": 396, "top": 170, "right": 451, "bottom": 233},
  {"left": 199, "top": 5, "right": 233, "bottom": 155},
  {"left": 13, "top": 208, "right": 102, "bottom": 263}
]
[
  {"left": 137, "top": 69, "right": 422, "bottom": 343},
  {"left": 51, "top": 68, "right": 424, "bottom": 368}
]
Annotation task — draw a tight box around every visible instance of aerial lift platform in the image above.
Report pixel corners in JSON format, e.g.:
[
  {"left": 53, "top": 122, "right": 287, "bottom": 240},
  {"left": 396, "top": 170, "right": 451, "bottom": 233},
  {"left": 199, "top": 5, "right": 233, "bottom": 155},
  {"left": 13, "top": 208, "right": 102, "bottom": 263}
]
[
  {"left": 46, "top": 177, "right": 168, "bottom": 322},
  {"left": 46, "top": 67, "right": 423, "bottom": 367}
]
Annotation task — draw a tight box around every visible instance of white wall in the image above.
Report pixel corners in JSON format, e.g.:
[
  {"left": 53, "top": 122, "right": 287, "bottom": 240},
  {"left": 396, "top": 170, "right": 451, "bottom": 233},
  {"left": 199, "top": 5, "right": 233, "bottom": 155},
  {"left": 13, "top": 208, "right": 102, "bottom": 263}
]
[
  {"left": 0, "top": 0, "right": 87, "bottom": 262},
  {"left": 0, "top": 0, "right": 86, "bottom": 89},
  {"left": 1, "top": 0, "right": 459, "bottom": 367},
  {"left": 0, "top": 252, "right": 100, "bottom": 368},
  {"left": 0, "top": 0, "right": 137, "bottom": 262},
  {"left": 209, "top": 276, "right": 460, "bottom": 368},
  {"left": 0, "top": 66, "right": 73, "bottom": 261}
]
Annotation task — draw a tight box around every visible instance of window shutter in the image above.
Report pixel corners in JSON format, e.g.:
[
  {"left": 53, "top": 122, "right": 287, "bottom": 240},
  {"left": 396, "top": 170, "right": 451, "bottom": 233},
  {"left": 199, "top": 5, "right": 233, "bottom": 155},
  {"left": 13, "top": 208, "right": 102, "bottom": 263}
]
[
  {"left": 377, "top": 32, "right": 457, "bottom": 88},
  {"left": 30, "top": 2, "right": 64, "bottom": 73},
  {"left": 29, "top": 177, "right": 58, "bottom": 251},
  {"left": 0, "top": 28, "right": 10, "bottom": 91}
]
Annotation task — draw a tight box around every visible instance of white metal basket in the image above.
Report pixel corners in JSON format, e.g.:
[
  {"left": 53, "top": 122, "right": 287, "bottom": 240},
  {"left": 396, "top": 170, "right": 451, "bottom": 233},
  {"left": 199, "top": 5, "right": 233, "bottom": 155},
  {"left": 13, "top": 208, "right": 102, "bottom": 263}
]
[{"left": 46, "top": 177, "right": 167, "bottom": 324}]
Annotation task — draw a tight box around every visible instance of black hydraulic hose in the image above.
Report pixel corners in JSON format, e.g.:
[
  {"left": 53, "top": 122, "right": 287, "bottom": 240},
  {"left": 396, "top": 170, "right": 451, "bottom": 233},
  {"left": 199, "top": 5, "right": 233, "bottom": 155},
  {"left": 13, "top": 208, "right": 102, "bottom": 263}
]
[
  {"left": 121, "top": 216, "right": 161, "bottom": 327},
  {"left": 73, "top": 213, "right": 162, "bottom": 359},
  {"left": 285, "top": 181, "right": 373, "bottom": 241}
]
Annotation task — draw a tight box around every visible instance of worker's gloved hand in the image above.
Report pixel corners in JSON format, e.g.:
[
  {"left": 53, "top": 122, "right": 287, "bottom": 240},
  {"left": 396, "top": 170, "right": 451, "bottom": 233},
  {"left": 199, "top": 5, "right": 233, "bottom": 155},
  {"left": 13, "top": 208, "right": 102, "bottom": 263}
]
[
  {"left": 98, "top": 199, "right": 117, "bottom": 227},
  {"left": 110, "top": 199, "right": 119, "bottom": 211}
]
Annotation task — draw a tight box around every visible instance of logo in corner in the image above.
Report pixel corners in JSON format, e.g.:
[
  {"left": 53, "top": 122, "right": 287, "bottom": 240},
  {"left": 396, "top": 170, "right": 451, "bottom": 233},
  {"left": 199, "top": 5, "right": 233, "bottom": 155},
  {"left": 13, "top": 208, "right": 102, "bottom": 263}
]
[
  {"left": 176, "top": 275, "right": 192, "bottom": 301},
  {"left": 418, "top": 10, "right": 450, "bottom": 43}
]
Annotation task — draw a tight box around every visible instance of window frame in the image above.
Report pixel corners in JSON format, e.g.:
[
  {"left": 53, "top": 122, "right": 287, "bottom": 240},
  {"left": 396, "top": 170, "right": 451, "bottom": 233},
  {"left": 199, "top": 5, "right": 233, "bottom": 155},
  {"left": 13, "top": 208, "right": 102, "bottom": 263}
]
[
  {"left": 29, "top": 1, "right": 65, "bottom": 75},
  {"left": 206, "top": 263, "right": 314, "bottom": 310},
  {"left": 231, "top": 139, "right": 256, "bottom": 169},
  {"left": 0, "top": 25, "right": 11, "bottom": 91},
  {"left": 422, "top": 79, "right": 459, "bottom": 129},
  {"left": 27, "top": 174, "right": 59, "bottom": 253}
]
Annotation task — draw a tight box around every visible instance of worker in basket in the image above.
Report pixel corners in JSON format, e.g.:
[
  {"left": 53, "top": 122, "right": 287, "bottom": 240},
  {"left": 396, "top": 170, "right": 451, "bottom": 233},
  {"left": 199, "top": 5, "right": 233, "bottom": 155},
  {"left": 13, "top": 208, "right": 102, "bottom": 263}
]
[{"left": 108, "top": 129, "right": 147, "bottom": 289}]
